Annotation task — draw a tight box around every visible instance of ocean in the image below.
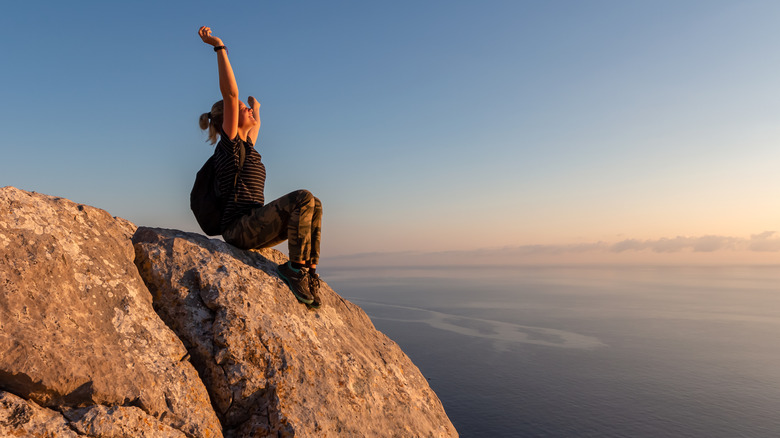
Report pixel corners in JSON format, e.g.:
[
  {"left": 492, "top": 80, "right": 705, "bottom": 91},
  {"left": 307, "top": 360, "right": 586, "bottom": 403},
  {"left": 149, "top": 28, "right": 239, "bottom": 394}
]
[{"left": 323, "top": 265, "right": 780, "bottom": 438}]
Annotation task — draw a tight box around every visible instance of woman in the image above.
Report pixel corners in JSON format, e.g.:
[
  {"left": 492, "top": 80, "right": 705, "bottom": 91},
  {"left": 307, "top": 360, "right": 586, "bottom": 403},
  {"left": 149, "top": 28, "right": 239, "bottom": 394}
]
[{"left": 198, "top": 26, "right": 323, "bottom": 308}]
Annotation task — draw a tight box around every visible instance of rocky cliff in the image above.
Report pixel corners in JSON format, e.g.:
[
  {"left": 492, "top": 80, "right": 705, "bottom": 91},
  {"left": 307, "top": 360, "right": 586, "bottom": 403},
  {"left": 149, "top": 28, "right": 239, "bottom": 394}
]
[{"left": 0, "top": 187, "right": 458, "bottom": 437}]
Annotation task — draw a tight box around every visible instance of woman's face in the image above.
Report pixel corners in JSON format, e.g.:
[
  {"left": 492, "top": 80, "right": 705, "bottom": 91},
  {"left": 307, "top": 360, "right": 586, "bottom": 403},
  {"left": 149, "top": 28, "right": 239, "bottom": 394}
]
[{"left": 238, "top": 102, "right": 257, "bottom": 129}]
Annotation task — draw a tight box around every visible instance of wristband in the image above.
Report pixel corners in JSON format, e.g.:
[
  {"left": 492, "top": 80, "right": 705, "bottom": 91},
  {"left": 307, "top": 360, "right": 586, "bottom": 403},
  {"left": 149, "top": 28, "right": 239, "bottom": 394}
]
[{"left": 214, "top": 45, "right": 228, "bottom": 54}]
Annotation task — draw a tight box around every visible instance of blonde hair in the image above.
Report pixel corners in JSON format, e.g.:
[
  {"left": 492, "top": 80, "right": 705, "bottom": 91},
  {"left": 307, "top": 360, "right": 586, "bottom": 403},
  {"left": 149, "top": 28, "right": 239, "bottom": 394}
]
[{"left": 198, "top": 100, "right": 224, "bottom": 145}]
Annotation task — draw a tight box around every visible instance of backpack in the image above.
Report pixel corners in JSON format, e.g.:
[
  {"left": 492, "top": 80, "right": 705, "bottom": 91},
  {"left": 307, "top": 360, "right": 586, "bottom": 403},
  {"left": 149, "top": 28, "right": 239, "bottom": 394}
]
[{"left": 190, "top": 145, "right": 246, "bottom": 236}]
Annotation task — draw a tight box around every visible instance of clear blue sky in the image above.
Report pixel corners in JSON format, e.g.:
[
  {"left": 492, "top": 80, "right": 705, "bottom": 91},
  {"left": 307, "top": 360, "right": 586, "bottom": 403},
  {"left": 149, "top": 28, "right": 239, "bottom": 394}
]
[{"left": 3, "top": 0, "right": 780, "bottom": 262}]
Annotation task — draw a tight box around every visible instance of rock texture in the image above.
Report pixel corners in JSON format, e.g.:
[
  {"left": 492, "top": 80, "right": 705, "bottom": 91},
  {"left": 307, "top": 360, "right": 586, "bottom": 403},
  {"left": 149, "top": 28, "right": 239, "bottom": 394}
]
[
  {"left": 0, "top": 186, "right": 457, "bottom": 437},
  {"left": 133, "top": 227, "right": 457, "bottom": 437},
  {"left": 0, "top": 390, "right": 187, "bottom": 438},
  {"left": 0, "top": 187, "right": 222, "bottom": 437},
  {"left": 0, "top": 391, "right": 81, "bottom": 438}
]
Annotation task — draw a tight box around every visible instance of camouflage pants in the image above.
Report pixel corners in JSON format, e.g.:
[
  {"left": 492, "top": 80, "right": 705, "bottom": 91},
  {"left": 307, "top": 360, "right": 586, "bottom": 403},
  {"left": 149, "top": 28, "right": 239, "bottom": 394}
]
[{"left": 223, "top": 189, "right": 322, "bottom": 265}]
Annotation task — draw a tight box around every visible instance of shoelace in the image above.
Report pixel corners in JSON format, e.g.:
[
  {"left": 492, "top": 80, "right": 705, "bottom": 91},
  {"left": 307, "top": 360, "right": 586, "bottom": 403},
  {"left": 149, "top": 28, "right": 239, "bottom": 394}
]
[{"left": 309, "top": 273, "right": 321, "bottom": 291}]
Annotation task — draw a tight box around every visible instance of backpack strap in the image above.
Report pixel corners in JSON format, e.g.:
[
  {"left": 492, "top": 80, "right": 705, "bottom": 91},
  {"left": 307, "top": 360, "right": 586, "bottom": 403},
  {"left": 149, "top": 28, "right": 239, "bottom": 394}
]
[{"left": 232, "top": 143, "right": 247, "bottom": 202}]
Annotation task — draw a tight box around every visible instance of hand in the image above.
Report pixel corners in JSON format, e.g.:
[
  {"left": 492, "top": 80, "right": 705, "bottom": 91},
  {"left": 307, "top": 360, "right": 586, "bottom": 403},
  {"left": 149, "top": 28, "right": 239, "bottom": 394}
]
[
  {"left": 198, "top": 26, "right": 223, "bottom": 47},
  {"left": 247, "top": 96, "right": 261, "bottom": 128}
]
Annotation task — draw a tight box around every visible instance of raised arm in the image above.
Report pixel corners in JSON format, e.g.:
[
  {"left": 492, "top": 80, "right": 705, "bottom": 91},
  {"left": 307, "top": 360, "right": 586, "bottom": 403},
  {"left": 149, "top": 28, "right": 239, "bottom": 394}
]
[{"left": 199, "top": 26, "right": 239, "bottom": 140}]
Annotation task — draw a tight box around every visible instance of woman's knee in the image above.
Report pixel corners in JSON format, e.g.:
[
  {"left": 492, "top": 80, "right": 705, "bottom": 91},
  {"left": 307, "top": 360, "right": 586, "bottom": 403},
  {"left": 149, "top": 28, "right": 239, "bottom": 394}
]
[{"left": 292, "top": 189, "right": 314, "bottom": 205}]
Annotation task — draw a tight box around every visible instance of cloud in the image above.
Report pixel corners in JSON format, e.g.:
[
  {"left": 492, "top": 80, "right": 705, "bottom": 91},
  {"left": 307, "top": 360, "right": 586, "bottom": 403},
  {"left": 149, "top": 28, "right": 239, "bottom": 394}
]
[
  {"left": 473, "top": 232, "right": 779, "bottom": 256},
  {"left": 327, "top": 231, "right": 780, "bottom": 267},
  {"left": 610, "top": 235, "right": 742, "bottom": 253},
  {"left": 749, "top": 231, "right": 780, "bottom": 252},
  {"left": 481, "top": 242, "right": 608, "bottom": 255}
]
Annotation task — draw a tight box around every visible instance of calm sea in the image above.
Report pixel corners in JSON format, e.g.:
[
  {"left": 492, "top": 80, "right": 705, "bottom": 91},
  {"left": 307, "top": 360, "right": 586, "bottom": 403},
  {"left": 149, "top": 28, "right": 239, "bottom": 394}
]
[{"left": 323, "top": 265, "right": 780, "bottom": 438}]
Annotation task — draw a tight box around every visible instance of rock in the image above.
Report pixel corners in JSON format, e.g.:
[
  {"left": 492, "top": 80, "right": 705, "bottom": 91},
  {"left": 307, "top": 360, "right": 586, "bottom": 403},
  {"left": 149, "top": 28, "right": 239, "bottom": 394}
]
[
  {"left": 133, "top": 227, "right": 458, "bottom": 437},
  {"left": 0, "top": 186, "right": 457, "bottom": 437},
  {"left": 0, "top": 390, "right": 186, "bottom": 438},
  {"left": 0, "top": 187, "right": 222, "bottom": 438},
  {"left": 63, "top": 405, "right": 187, "bottom": 438},
  {"left": 0, "top": 391, "right": 80, "bottom": 437}
]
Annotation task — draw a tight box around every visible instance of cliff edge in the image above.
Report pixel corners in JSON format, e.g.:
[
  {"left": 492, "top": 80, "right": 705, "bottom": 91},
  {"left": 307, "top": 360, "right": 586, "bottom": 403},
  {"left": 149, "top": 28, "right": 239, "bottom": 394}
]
[{"left": 0, "top": 187, "right": 457, "bottom": 437}]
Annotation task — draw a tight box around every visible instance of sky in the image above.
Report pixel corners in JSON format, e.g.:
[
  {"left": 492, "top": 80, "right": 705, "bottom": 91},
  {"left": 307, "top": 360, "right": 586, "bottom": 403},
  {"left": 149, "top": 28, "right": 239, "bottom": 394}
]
[{"left": 2, "top": 0, "right": 779, "bottom": 265}]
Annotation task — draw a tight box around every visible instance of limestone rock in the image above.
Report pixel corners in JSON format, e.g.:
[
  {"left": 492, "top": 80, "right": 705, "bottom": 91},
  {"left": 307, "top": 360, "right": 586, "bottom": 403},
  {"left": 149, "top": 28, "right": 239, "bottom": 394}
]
[
  {"left": 0, "top": 391, "right": 80, "bottom": 437},
  {"left": 64, "top": 405, "right": 187, "bottom": 438},
  {"left": 133, "top": 227, "right": 458, "bottom": 437},
  {"left": 0, "top": 186, "right": 457, "bottom": 437},
  {"left": 0, "top": 390, "right": 186, "bottom": 438},
  {"left": 0, "top": 187, "right": 222, "bottom": 438}
]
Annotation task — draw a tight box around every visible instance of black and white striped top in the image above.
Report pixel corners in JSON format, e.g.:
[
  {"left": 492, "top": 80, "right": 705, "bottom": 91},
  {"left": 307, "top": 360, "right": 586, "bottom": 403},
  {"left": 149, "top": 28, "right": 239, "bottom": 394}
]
[{"left": 214, "top": 128, "right": 266, "bottom": 231}]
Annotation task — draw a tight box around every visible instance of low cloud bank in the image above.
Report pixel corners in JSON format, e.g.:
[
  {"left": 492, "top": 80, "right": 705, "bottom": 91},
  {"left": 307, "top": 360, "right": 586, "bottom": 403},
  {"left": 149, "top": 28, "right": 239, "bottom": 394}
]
[
  {"left": 610, "top": 231, "right": 780, "bottom": 253},
  {"left": 327, "top": 232, "right": 780, "bottom": 267}
]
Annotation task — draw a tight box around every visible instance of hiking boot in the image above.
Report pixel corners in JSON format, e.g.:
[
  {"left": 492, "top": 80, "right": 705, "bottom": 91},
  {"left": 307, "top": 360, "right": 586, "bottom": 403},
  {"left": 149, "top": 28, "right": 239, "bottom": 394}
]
[
  {"left": 307, "top": 271, "right": 322, "bottom": 309},
  {"left": 277, "top": 262, "right": 314, "bottom": 304}
]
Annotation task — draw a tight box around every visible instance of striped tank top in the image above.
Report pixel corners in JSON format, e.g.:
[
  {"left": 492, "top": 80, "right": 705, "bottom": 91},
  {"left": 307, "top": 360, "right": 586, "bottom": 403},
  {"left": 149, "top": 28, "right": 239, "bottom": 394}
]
[{"left": 213, "top": 128, "right": 266, "bottom": 231}]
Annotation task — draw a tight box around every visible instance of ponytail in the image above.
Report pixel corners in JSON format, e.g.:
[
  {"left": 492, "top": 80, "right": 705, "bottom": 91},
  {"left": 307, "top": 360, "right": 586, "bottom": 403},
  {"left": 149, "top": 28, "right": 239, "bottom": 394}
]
[{"left": 198, "top": 100, "right": 224, "bottom": 144}]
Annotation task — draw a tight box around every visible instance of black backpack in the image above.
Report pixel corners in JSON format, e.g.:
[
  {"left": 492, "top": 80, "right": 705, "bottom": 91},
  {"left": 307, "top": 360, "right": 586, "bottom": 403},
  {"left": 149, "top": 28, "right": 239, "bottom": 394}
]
[{"left": 190, "top": 145, "right": 246, "bottom": 236}]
